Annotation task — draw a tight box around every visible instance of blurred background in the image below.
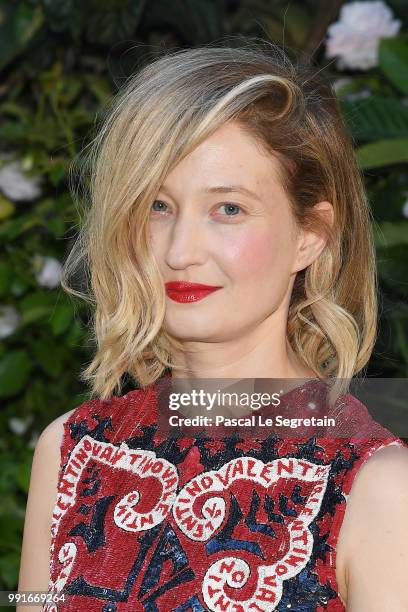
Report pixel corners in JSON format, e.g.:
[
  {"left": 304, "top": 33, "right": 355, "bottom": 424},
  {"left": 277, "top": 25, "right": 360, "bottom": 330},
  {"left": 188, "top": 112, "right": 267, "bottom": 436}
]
[{"left": 0, "top": 0, "right": 407, "bottom": 592}]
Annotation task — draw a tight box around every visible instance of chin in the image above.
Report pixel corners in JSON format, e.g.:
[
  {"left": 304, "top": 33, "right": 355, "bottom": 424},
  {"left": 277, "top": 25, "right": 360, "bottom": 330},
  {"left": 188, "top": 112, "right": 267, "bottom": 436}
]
[{"left": 163, "top": 316, "right": 221, "bottom": 342}]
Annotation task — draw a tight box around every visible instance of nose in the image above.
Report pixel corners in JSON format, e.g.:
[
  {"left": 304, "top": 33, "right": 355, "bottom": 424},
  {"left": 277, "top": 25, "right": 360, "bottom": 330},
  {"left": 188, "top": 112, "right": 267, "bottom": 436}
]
[{"left": 165, "top": 209, "right": 207, "bottom": 270}]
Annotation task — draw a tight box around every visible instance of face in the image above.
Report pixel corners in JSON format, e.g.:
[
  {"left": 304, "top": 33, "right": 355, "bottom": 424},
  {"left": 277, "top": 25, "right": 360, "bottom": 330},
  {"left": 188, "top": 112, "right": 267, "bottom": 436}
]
[{"left": 148, "top": 120, "right": 324, "bottom": 343}]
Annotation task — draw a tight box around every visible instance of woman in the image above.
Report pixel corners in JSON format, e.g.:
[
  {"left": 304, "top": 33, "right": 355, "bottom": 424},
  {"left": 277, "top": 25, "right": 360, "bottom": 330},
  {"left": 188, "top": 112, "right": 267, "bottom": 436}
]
[{"left": 18, "top": 41, "right": 408, "bottom": 611}]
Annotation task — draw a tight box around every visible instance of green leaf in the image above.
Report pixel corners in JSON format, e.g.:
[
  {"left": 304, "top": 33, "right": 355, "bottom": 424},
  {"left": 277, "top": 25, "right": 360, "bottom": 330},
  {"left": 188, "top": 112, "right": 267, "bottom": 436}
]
[
  {"left": 281, "top": 3, "right": 311, "bottom": 47},
  {"left": 84, "top": 75, "right": 112, "bottom": 105},
  {"left": 0, "top": 120, "right": 30, "bottom": 142},
  {"left": 50, "top": 303, "right": 74, "bottom": 336},
  {"left": 0, "top": 460, "right": 18, "bottom": 498},
  {"left": 42, "top": 0, "right": 82, "bottom": 36},
  {"left": 0, "top": 215, "right": 41, "bottom": 241},
  {"left": 391, "top": 310, "right": 408, "bottom": 369},
  {"left": 0, "top": 351, "right": 32, "bottom": 398},
  {"left": 0, "top": 511, "right": 23, "bottom": 548},
  {"left": 47, "top": 215, "right": 66, "bottom": 238},
  {"left": 124, "top": 0, "right": 221, "bottom": 45},
  {"left": 10, "top": 274, "right": 30, "bottom": 297},
  {"left": 377, "top": 244, "right": 408, "bottom": 298},
  {"left": 0, "top": 550, "right": 21, "bottom": 589},
  {"left": 0, "top": 2, "right": 44, "bottom": 71},
  {"left": 16, "top": 453, "right": 34, "bottom": 493},
  {"left": 85, "top": 0, "right": 146, "bottom": 44},
  {"left": 374, "top": 222, "right": 408, "bottom": 247},
  {"left": 0, "top": 261, "right": 10, "bottom": 296},
  {"left": 0, "top": 101, "right": 31, "bottom": 122},
  {"left": 340, "top": 96, "right": 408, "bottom": 141},
  {"left": 357, "top": 138, "right": 408, "bottom": 169},
  {"left": 48, "top": 160, "right": 66, "bottom": 186},
  {"left": 20, "top": 291, "right": 55, "bottom": 325},
  {"left": 368, "top": 175, "right": 407, "bottom": 222},
  {"left": 31, "top": 338, "right": 64, "bottom": 377},
  {"left": 379, "top": 37, "right": 408, "bottom": 95},
  {"left": 65, "top": 318, "right": 85, "bottom": 348},
  {"left": 0, "top": 194, "right": 15, "bottom": 220}
]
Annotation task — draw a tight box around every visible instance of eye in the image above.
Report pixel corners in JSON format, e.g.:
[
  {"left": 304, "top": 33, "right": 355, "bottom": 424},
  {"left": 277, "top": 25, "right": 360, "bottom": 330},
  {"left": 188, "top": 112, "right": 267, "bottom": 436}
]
[
  {"left": 150, "top": 200, "right": 169, "bottom": 214},
  {"left": 217, "top": 203, "right": 244, "bottom": 217}
]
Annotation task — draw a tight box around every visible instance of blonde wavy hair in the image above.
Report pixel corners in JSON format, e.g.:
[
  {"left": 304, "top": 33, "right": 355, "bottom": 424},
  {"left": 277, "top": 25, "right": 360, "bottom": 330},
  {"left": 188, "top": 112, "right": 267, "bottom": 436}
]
[{"left": 62, "top": 39, "right": 378, "bottom": 402}]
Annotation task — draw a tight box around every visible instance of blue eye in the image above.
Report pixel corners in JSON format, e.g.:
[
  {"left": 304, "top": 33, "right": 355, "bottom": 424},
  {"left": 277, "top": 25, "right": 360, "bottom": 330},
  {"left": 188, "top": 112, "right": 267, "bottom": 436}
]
[
  {"left": 219, "top": 203, "right": 242, "bottom": 216},
  {"left": 150, "top": 200, "right": 244, "bottom": 219},
  {"left": 151, "top": 200, "right": 168, "bottom": 212}
]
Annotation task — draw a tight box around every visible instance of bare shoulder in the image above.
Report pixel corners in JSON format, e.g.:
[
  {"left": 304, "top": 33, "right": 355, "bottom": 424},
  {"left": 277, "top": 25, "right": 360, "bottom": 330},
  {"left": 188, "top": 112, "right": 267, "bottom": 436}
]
[
  {"left": 17, "top": 407, "right": 78, "bottom": 607},
  {"left": 36, "top": 406, "right": 77, "bottom": 452},
  {"left": 358, "top": 441, "right": 408, "bottom": 468},
  {"left": 26, "top": 406, "right": 78, "bottom": 484},
  {"left": 337, "top": 443, "right": 408, "bottom": 610},
  {"left": 348, "top": 443, "right": 408, "bottom": 499}
]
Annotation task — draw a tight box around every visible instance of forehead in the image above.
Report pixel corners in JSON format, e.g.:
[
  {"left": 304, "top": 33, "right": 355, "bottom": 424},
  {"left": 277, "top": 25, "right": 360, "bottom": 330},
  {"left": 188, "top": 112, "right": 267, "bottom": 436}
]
[{"left": 162, "top": 120, "right": 285, "bottom": 197}]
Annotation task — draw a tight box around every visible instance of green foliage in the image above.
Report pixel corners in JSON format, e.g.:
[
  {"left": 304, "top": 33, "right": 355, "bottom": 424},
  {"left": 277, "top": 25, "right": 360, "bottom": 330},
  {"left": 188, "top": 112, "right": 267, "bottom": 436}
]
[
  {"left": 0, "top": 0, "right": 407, "bottom": 593},
  {"left": 379, "top": 36, "right": 408, "bottom": 94},
  {"left": 340, "top": 96, "right": 408, "bottom": 141},
  {"left": 0, "top": 2, "right": 45, "bottom": 71},
  {"left": 357, "top": 137, "right": 408, "bottom": 168}
]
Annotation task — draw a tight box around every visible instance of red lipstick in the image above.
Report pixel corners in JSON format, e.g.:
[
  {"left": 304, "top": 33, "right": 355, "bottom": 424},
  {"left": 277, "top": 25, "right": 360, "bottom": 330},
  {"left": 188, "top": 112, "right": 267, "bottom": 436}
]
[{"left": 165, "top": 281, "right": 222, "bottom": 303}]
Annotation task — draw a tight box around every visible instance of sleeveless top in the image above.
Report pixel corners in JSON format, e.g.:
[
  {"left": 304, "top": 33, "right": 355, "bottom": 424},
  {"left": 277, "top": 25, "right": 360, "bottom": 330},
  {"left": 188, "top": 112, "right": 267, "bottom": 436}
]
[{"left": 44, "top": 374, "right": 407, "bottom": 612}]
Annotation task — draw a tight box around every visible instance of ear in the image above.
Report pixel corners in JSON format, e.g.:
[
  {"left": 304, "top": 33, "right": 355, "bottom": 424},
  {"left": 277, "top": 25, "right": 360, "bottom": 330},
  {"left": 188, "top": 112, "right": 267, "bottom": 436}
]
[{"left": 292, "top": 201, "right": 334, "bottom": 273}]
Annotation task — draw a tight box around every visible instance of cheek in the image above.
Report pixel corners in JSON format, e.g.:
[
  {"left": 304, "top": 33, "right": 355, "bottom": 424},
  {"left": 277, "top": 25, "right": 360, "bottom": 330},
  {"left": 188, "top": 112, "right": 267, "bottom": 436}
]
[
  {"left": 218, "top": 226, "right": 293, "bottom": 280},
  {"left": 147, "top": 223, "right": 165, "bottom": 264}
]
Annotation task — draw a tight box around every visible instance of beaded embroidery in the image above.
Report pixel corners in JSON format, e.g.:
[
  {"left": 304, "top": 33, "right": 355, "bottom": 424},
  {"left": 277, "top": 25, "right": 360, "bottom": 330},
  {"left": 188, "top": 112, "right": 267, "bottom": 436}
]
[{"left": 44, "top": 378, "right": 406, "bottom": 611}]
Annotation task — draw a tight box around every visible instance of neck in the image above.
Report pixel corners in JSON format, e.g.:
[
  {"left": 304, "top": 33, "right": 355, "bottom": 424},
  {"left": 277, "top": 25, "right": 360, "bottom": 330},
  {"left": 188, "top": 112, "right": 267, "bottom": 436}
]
[{"left": 169, "top": 314, "right": 316, "bottom": 383}]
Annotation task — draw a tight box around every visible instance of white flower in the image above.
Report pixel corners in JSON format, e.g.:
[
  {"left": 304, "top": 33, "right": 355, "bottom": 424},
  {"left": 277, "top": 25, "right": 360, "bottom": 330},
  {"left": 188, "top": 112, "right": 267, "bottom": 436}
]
[
  {"left": 402, "top": 196, "right": 408, "bottom": 219},
  {"left": 0, "top": 305, "right": 20, "bottom": 339},
  {"left": 8, "top": 415, "right": 34, "bottom": 436},
  {"left": 325, "top": 1, "right": 401, "bottom": 70},
  {"left": 0, "top": 158, "right": 43, "bottom": 201},
  {"left": 35, "top": 256, "right": 62, "bottom": 289}
]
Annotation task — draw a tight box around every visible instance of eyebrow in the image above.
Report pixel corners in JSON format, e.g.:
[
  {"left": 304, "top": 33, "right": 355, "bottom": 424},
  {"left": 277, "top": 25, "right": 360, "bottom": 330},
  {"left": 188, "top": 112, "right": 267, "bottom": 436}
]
[{"left": 160, "top": 184, "right": 262, "bottom": 202}]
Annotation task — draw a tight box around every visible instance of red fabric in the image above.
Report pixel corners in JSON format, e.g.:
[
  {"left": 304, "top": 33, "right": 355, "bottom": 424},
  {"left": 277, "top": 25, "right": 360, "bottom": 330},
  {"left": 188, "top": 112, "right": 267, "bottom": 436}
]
[{"left": 43, "top": 376, "right": 407, "bottom": 611}]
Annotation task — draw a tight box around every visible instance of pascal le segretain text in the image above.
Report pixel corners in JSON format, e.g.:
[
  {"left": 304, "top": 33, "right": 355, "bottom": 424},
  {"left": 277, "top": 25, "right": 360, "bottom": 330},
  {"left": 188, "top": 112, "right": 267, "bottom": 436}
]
[{"left": 168, "top": 414, "right": 336, "bottom": 429}]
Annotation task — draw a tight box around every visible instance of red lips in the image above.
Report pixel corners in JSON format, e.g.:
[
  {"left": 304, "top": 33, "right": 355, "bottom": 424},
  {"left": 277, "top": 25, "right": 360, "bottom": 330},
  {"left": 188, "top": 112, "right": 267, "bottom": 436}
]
[{"left": 165, "top": 281, "right": 222, "bottom": 303}]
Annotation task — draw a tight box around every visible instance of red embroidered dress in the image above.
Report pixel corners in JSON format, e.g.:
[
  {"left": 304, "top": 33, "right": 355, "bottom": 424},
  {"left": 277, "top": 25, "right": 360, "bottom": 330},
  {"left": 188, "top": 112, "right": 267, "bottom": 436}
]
[{"left": 44, "top": 375, "right": 406, "bottom": 611}]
